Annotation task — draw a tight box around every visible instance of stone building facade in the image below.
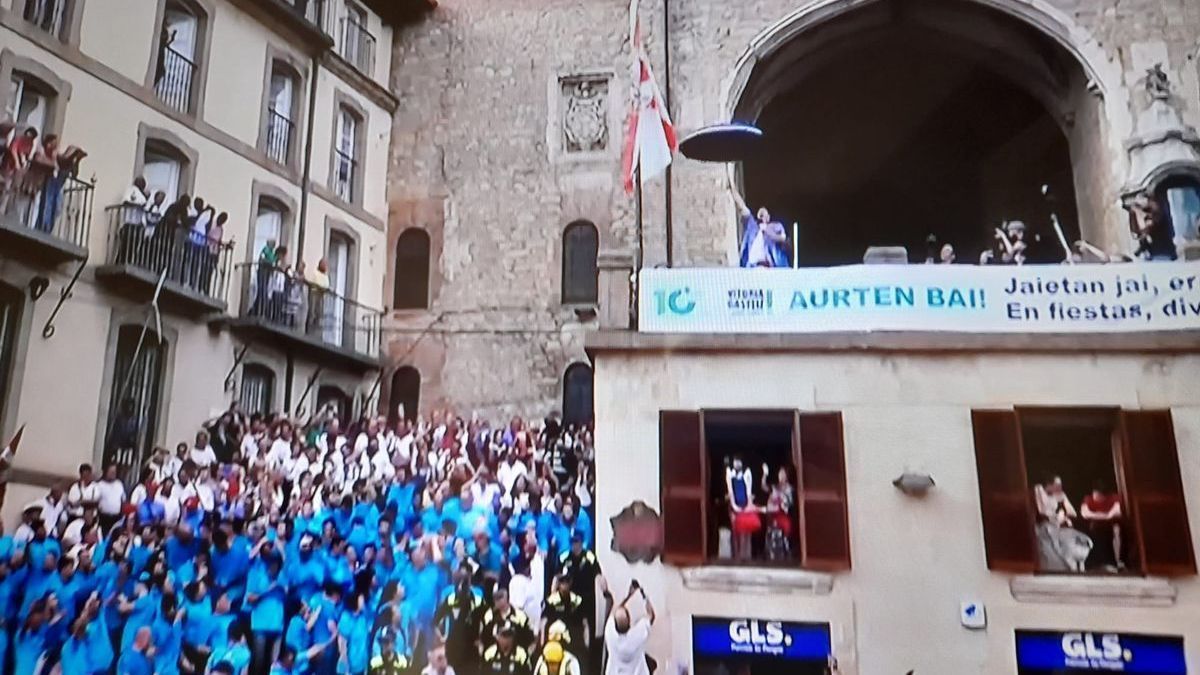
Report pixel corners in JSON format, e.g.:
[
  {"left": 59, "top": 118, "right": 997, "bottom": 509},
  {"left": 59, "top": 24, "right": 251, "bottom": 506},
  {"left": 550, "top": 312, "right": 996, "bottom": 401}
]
[{"left": 382, "top": 0, "right": 1200, "bottom": 419}]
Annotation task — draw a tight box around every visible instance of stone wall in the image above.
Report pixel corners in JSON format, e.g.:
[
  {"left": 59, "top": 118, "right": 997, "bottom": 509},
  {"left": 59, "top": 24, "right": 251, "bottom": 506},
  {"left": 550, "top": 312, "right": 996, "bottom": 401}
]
[{"left": 382, "top": 0, "right": 1200, "bottom": 416}]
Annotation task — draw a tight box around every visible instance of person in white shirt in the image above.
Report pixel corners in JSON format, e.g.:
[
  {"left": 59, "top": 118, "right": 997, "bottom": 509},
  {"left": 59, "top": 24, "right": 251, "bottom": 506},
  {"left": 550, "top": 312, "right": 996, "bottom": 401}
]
[
  {"left": 497, "top": 452, "right": 529, "bottom": 495},
  {"left": 145, "top": 446, "right": 172, "bottom": 484},
  {"left": 240, "top": 428, "right": 262, "bottom": 466},
  {"left": 603, "top": 581, "right": 656, "bottom": 675},
  {"left": 66, "top": 464, "right": 100, "bottom": 520},
  {"left": 165, "top": 442, "right": 188, "bottom": 479},
  {"left": 121, "top": 176, "right": 148, "bottom": 227},
  {"left": 189, "top": 430, "right": 218, "bottom": 469},
  {"left": 95, "top": 464, "right": 127, "bottom": 533},
  {"left": 157, "top": 478, "right": 182, "bottom": 526},
  {"left": 30, "top": 485, "right": 67, "bottom": 536}
]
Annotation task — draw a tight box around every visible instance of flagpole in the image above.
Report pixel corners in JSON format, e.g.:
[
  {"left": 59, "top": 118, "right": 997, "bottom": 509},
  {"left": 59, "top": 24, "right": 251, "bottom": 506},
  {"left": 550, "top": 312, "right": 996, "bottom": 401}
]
[
  {"left": 662, "top": 0, "right": 674, "bottom": 268},
  {"left": 634, "top": 165, "right": 644, "bottom": 324}
]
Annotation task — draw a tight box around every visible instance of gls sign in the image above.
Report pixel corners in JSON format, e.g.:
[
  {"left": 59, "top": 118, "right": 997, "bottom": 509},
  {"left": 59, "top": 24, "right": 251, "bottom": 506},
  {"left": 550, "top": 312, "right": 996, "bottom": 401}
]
[
  {"left": 1015, "top": 630, "right": 1186, "bottom": 674},
  {"left": 727, "top": 620, "right": 793, "bottom": 656},
  {"left": 654, "top": 287, "right": 696, "bottom": 316},
  {"left": 1060, "top": 633, "right": 1130, "bottom": 669}
]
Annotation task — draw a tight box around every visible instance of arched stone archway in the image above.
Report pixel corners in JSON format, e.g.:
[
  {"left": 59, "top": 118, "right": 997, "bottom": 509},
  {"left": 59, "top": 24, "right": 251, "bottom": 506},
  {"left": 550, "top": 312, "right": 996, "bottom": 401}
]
[{"left": 723, "top": 0, "right": 1128, "bottom": 263}]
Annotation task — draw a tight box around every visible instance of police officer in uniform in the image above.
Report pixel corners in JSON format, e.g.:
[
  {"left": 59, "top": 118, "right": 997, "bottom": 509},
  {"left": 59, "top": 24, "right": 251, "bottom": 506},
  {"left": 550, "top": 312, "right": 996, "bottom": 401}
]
[
  {"left": 437, "top": 580, "right": 485, "bottom": 673},
  {"left": 479, "top": 588, "right": 536, "bottom": 652},
  {"left": 542, "top": 574, "right": 588, "bottom": 650},
  {"left": 533, "top": 641, "right": 582, "bottom": 675},
  {"left": 480, "top": 623, "right": 532, "bottom": 675},
  {"left": 369, "top": 628, "right": 412, "bottom": 675},
  {"left": 558, "top": 533, "right": 603, "bottom": 673}
]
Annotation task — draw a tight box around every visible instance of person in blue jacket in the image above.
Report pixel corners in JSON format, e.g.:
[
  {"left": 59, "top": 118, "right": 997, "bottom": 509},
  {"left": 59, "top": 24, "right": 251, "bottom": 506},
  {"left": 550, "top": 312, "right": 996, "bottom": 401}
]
[{"left": 246, "top": 542, "right": 288, "bottom": 672}]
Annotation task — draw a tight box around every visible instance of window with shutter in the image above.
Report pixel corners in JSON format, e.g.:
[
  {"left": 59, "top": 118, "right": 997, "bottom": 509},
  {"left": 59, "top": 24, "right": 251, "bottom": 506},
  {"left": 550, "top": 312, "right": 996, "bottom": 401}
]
[
  {"left": 971, "top": 410, "right": 1037, "bottom": 572},
  {"left": 659, "top": 410, "right": 707, "bottom": 565},
  {"left": 1120, "top": 410, "right": 1196, "bottom": 576},
  {"left": 796, "top": 412, "right": 851, "bottom": 570}
]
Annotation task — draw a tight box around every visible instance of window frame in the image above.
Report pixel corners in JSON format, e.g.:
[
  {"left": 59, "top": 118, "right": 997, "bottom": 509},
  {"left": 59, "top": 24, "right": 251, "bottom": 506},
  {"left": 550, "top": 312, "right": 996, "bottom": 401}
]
[
  {"left": 246, "top": 180, "right": 297, "bottom": 263},
  {"left": 133, "top": 123, "right": 199, "bottom": 205},
  {"left": 561, "top": 220, "right": 600, "bottom": 305},
  {"left": 392, "top": 227, "right": 431, "bottom": 310},
  {"left": 258, "top": 47, "right": 307, "bottom": 171},
  {"left": 328, "top": 92, "right": 367, "bottom": 205},
  {"left": 145, "top": 0, "right": 214, "bottom": 119},
  {"left": 102, "top": 324, "right": 169, "bottom": 478},
  {"left": 240, "top": 363, "right": 276, "bottom": 416},
  {"left": 970, "top": 406, "right": 1196, "bottom": 577},
  {"left": 0, "top": 52, "right": 72, "bottom": 136},
  {"left": 658, "top": 408, "right": 851, "bottom": 571},
  {"left": 20, "top": 0, "right": 84, "bottom": 45},
  {"left": 0, "top": 283, "right": 25, "bottom": 437}
]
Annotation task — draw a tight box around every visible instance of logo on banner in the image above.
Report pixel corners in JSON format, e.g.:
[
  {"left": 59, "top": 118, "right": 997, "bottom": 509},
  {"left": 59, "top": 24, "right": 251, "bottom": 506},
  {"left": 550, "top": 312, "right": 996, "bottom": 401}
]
[
  {"left": 1061, "top": 633, "right": 1132, "bottom": 669},
  {"left": 727, "top": 288, "right": 773, "bottom": 316},
  {"left": 728, "top": 620, "right": 793, "bottom": 656},
  {"left": 654, "top": 287, "right": 696, "bottom": 316}
]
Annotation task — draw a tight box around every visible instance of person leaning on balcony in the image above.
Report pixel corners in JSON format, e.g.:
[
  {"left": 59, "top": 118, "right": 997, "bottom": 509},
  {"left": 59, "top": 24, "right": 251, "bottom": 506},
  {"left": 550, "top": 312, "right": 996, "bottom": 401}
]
[
  {"left": 730, "top": 180, "right": 789, "bottom": 268},
  {"left": 268, "top": 246, "right": 291, "bottom": 321},
  {"left": 32, "top": 134, "right": 69, "bottom": 233},
  {"left": 123, "top": 176, "right": 149, "bottom": 227},
  {"left": 306, "top": 258, "right": 331, "bottom": 333},
  {"left": 0, "top": 127, "right": 37, "bottom": 214}
]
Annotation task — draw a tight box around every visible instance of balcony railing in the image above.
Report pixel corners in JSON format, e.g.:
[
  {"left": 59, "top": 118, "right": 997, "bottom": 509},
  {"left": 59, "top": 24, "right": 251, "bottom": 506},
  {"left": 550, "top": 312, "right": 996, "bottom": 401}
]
[
  {"left": 0, "top": 165, "right": 93, "bottom": 255},
  {"left": 235, "top": 262, "right": 382, "bottom": 358},
  {"left": 337, "top": 15, "right": 376, "bottom": 75},
  {"left": 333, "top": 149, "right": 357, "bottom": 202},
  {"left": 155, "top": 44, "right": 196, "bottom": 114},
  {"left": 103, "top": 204, "right": 233, "bottom": 305},
  {"left": 22, "top": 0, "right": 66, "bottom": 38},
  {"left": 266, "top": 108, "right": 295, "bottom": 165}
]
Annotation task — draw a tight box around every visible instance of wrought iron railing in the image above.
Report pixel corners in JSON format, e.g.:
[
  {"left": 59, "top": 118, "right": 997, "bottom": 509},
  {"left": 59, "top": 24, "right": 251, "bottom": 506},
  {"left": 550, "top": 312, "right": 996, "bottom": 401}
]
[
  {"left": 154, "top": 44, "right": 196, "bottom": 114},
  {"left": 286, "top": 0, "right": 330, "bottom": 32},
  {"left": 338, "top": 15, "right": 376, "bottom": 75},
  {"left": 22, "top": 0, "right": 66, "bottom": 38},
  {"left": 0, "top": 167, "right": 93, "bottom": 250},
  {"left": 235, "top": 262, "right": 382, "bottom": 358},
  {"left": 333, "top": 149, "right": 357, "bottom": 202},
  {"left": 266, "top": 108, "right": 295, "bottom": 165},
  {"left": 104, "top": 204, "right": 233, "bottom": 304}
]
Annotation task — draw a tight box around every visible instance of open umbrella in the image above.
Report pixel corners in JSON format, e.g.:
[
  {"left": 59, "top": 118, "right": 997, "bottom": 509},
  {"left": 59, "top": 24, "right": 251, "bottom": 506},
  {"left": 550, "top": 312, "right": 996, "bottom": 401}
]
[{"left": 679, "top": 123, "right": 764, "bottom": 162}]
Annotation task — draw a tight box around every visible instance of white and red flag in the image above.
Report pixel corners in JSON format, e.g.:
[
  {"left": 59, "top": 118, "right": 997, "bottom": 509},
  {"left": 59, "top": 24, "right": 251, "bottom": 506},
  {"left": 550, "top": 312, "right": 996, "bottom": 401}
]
[{"left": 620, "top": 0, "right": 676, "bottom": 193}]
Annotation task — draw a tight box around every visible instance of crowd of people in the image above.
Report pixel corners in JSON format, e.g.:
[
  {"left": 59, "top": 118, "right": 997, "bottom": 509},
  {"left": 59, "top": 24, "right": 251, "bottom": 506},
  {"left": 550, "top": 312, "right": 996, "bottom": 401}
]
[
  {"left": 0, "top": 403, "right": 660, "bottom": 675},
  {"left": 0, "top": 122, "right": 86, "bottom": 235},
  {"left": 115, "top": 177, "right": 232, "bottom": 297}
]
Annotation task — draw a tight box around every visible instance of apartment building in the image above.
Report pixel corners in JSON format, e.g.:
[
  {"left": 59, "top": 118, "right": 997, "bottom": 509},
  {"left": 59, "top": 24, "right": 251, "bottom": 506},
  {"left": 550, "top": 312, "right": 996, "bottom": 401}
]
[{"left": 0, "top": 0, "right": 430, "bottom": 519}]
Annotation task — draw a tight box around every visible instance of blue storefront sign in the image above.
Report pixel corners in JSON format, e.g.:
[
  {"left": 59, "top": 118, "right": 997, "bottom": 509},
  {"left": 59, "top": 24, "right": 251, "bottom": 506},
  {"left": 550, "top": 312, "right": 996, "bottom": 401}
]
[
  {"left": 692, "top": 617, "right": 831, "bottom": 662},
  {"left": 1016, "top": 630, "right": 1187, "bottom": 674}
]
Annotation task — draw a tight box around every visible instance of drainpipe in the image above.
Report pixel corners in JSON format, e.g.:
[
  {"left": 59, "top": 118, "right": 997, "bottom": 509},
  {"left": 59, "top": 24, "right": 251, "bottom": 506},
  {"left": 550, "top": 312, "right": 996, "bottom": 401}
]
[{"left": 297, "top": 52, "right": 321, "bottom": 263}]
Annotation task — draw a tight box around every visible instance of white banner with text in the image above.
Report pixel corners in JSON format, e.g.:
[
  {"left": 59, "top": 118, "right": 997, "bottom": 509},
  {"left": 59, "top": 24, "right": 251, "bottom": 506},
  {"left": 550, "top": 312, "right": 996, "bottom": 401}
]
[{"left": 638, "top": 263, "right": 1200, "bottom": 333}]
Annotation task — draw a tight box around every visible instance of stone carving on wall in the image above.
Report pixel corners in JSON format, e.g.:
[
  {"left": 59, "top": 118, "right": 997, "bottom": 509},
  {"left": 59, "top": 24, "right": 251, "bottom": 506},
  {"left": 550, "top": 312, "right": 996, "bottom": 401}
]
[
  {"left": 1145, "top": 63, "right": 1171, "bottom": 101},
  {"left": 561, "top": 75, "right": 609, "bottom": 154}
]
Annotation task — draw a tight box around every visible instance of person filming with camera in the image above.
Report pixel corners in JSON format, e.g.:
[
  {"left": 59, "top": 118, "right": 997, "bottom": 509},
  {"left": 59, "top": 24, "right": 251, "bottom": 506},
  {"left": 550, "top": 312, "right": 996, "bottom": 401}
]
[{"left": 603, "top": 579, "right": 656, "bottom": 675}]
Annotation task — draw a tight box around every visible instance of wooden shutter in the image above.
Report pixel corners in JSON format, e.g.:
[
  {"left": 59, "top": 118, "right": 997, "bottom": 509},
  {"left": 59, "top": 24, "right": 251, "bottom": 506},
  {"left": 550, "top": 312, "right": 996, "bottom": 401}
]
[
  {"left": 796, "top": 412, "right": 851, "bottom": 571},
  {"left": 1120, "top": 410, "right": 1196, "bottom": 576},
  {"left": 659, "top": 411, "right": 707, "bottom": 565},
  {"left": 970, "top": 410, "right": 1037, "bottom": 572}
]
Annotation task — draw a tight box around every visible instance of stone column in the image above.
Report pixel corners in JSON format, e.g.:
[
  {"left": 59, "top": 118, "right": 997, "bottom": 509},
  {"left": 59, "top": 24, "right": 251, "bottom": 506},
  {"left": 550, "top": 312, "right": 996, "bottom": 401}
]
[{"left": 596, "top": 250, "right": 634, "bottom": 330}]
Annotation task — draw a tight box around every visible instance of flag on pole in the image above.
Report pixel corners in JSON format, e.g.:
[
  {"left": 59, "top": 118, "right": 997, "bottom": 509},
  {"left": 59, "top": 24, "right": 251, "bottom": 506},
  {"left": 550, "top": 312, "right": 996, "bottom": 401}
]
[
  {"left": 621, "top": 0, "right": 676, "bottom": 193},
  {"left": 1, "top": 424, "right": 23, "bottom": 462}
]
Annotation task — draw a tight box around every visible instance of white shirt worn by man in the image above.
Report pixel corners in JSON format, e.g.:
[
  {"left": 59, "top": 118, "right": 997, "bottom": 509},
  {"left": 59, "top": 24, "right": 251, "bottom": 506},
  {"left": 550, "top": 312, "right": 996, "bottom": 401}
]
[
  {"left": 190, "top": 444, "right": 218, "bottom": 469},
  {"left": 67, "top": 481, "right": 100, "bottom": 518},
  {"left": 497, "top": 460, "right": 528, "bottom": 494},
  {"left": 604, "top": 614, "right": 652, "bottom": 675},
  {"left": 96, "top": 479, "right": 127, "bottom": 516}
]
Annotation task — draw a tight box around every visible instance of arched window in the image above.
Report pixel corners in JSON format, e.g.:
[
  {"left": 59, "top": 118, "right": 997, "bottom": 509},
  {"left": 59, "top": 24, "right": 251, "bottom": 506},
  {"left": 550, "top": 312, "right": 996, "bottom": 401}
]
[
  {"left": 562, "top": 220, "right": 599, "bottom": 304},
  {"left": 333, "top": 103, "right": 364, "bottom": 202},
  {"left": 389, "top": 366, "right": 420, "bottom": 424},
  {"left": 240, "top": 363, "right": 275, "bottom": 416},
  {"left": 104, "top": 325, "right": 168, "bottom": 480},
  {"left": 5, "top": 71, "right": 53, "bottom": 132},
  {"left": 264, "top": 61, "right": 301, "bottom": 165},
  {"left": 154, "top": 0, "right": 205, "bottom": 114},
  {"left": 0, "top": 283, "right": 23, "bottom": 426},
  {"left": 142, "top": 140, "right": 190, "bottom": 204},
  {"left": 317, "top": 384, "right": 351, "bottom": 424},
  {"left": 562, "top": 362, "right": 594, "bottom": 427},
  {"left": 393, "top": 228, "right": 431, "bottom": 310}
]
